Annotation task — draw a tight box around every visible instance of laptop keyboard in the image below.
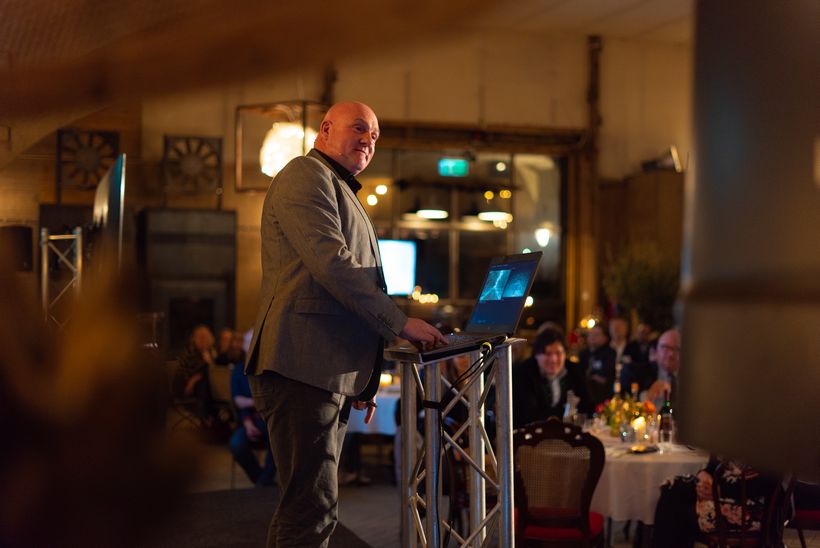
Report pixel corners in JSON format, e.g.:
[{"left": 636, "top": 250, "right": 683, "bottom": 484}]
[{"left": 446, "top": 333, "right": 488, "bottom": 344}]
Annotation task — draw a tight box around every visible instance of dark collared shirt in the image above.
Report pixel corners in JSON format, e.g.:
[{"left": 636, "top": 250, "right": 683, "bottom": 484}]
[{"left": 314, "top": 149, "right": 362, "bottom": 195}]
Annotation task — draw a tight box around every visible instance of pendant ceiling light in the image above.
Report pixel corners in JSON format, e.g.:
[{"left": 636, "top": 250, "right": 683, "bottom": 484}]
[
  {"left": 415, "top": 190, "right": 448, "bottom": 220},
  {"left": 260, "top": 122, "right": 317, "bottom": 177}
]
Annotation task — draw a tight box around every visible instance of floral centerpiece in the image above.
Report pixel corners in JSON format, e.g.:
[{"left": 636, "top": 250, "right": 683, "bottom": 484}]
[{"left": 596, "top": 395, "right": 656, "bottom": 437}]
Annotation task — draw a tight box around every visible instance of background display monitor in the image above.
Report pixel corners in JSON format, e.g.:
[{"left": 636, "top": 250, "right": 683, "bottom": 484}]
[
  {"left": 377, "top": 239, "right": 416, "bottom": 296},
  {"left": 92, "top": 153, "right": 125, "bottom": 266}
]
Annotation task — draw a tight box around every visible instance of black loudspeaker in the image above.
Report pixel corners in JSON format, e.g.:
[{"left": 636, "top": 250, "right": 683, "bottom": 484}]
[{"left": 0, "top": 225, "right": 33, "bottom": 271}]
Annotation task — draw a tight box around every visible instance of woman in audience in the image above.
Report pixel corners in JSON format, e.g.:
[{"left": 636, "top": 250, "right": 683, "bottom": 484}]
[
  {"left": 174, "top": 324, "right": 219, "bottom": 425},
  {"left": 511, "top": 327, "right": 589, "bottom": 429}
]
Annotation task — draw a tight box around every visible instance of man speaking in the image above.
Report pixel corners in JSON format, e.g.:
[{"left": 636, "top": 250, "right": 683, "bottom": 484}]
[{"left": 246, "top": 101, "right": 446, "bottom": 547}]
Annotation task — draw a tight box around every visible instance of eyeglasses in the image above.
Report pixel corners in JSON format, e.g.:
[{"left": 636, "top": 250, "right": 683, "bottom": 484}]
[{"left": 659, "top": 344, "right": 681, "bottom": 353}]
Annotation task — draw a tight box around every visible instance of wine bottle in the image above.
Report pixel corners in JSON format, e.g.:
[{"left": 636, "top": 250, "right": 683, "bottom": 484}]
[
  {"left": 630, "top": 382, "right": 640, "bottom": 401},
  {"left": 658, "top": 389, "right": 674, "bottom": 443}
]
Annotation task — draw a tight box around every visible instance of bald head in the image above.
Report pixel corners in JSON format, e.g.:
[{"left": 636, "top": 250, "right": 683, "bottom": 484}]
[
  {"left": 314, "top": 101, "right": 379, "bottom": 175},
  {"left": 656, "top": 328, "right": 681, "bottom": 375}
]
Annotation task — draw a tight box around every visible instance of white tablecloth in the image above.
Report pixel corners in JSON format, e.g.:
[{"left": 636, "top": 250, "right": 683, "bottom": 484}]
[
  {"left": 590, "top": 432, "right": 707, "bottom": 524},
  {"left": 346, "top": 386, "right": 400, "bottom": 436}
]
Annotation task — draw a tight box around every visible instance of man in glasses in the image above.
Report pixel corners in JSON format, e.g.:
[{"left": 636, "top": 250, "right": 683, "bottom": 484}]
[{"left": 620, "top": 328, "right": 681, "bottom": 407}]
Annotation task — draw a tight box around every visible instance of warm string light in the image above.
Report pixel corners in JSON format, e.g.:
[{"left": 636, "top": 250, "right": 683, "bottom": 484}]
[
  {"left": 579, "top": 315, "right": 598, "bottom": 329},
  {"left": 410, "top": 285, "right": 439, "bottom": 304}
]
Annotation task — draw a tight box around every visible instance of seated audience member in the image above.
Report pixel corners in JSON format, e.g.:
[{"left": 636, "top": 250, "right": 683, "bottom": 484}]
[
  {"left": 578, "top": 324, "right": 617, "bottom": 409},
  {"left": 216, "top": 326, "right": 233, "bottom": 360},
  {"left": 216, "top": 329, "right": 244, "bottom": 367},
  {"left": 512, "top": 328, "right": 589, "bottom": 429},
  {"left": 609, "top": 317, "right": 630, "bottom": 366},
  {"left": 652, "top": 456, "right": 782, "bottom": 548},
  {"left": 536, "top": 320, "right": 565, "bottom": 337},
  {"left": 608, "top": 317, "right": 629, "bottom": 395},
  {"left": 620, "top": 328, "right": 680, "bottom": 408},
  {"left": 229, "top": 358, "right": 276, "bottom": 486},
  {"left": 173, "top": 325, "right": 219, "bottom": 423},
  {"left": 624, "top": 322, "right": 653, "bottom": 367}
]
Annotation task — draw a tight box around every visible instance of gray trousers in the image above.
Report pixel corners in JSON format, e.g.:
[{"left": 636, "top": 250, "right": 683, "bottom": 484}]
[{"left": 249, "top": 371, "right": 349, "bottom": 548}]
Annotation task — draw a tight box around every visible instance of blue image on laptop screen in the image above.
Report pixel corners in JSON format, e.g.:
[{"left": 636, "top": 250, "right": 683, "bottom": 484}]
[{"left": 468, "top": 257, "right": 539, "bottom": 332}]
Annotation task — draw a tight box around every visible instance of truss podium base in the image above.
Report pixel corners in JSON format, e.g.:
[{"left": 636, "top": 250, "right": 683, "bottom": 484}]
[{"left": 385, "top": 338, "right": 524, "bottom": 548}]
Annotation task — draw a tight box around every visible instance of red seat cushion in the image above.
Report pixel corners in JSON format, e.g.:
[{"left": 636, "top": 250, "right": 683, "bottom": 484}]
[
  {"left": 793, "top": 509, "right": 820, "bottom": 529},
  {"left": 514, "top": 508, "right": 604, "bottom": 541}
]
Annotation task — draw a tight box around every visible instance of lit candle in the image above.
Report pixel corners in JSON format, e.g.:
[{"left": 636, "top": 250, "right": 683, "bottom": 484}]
[{"left": 631, "top": 416, "right": 647, "bottom": 441}]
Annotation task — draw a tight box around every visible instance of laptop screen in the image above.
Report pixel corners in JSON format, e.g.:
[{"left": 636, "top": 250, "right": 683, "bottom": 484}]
[{"left": 465, "top": 251, "right": 542, "bottom": 335}]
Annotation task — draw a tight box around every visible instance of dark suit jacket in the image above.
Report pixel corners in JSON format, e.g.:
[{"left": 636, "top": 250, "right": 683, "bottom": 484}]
[
  {"left": 246, "top": 150, "right": 407, "bottom": 396},
  {"left": 578, "top": 345, "right": 617, "bottom": 408},
  {"left": 511, "top": 357, "right": 589, "bottom": 429},
  {"left": 619, "top": 360, "right": 659, "bottom": 394}
]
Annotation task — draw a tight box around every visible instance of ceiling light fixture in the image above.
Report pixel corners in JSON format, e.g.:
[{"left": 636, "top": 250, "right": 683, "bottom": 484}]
[
  {"left": 535, "top": 227, "right": 551, "bottom": 247},
  {"left": 259, "top": 122, "right": 317, "bottom": 177}
]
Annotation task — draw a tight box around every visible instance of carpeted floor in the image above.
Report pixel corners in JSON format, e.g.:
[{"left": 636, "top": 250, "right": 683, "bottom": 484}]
[{"left": 143, "top": 487, "right": 371, "bottom": 548}]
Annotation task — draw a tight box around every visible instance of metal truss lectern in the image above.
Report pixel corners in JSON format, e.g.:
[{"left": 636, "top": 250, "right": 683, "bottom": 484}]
[{"left": 385, "top": 339, "right": 523, "bottom": 548}]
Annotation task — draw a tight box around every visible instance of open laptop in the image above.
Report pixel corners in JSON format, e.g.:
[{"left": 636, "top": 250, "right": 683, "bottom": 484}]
[{"left": 385, "top": 251, "right": 542, "bottom": 362}]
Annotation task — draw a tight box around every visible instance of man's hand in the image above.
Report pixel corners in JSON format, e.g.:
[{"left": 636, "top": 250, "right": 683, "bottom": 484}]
[
  {"left": 352, "top": 399, "right": 378, "bottom": 424},
  {"left": 399, "top": 318, "right": 448, "bottom": 348},
  {"left": 647, "top": 379, "right": 671, "bottom": 402},
  {"left": 589, "top": 373, "right": 608, "bottom": 384},
  {"left": 244, "top": 417, "right": 262, "bottom": 441},
  {"left": 184, "top": 372, "right": 203, "bottom": 396},
  {"left": 202, "top": 350, "right": 215, "bottom": 366}
]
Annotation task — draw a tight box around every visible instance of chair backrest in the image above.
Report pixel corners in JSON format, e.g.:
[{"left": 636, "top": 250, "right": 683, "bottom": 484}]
[
  {"left": 513, "top": 418, "right": 605, "bottom": 531},
  {"left": 709, "top": 461, "right": 787, "bottom": 547},
  {"left": 208, "top": 362, "right": 233, "bottom": 403}
]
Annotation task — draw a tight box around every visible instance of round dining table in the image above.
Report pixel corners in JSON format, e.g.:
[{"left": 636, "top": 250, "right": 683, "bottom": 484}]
[{"left": 590, "top": 430, "right": 708, "bottom": 524}]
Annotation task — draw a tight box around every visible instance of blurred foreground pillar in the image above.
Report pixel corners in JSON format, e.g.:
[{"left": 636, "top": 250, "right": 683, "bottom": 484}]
[{"left": 678, "top": 0, "right": 820, "bottom": 476}]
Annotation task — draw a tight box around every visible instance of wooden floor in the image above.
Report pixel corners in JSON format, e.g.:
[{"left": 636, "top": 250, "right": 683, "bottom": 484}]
[{"left": 183, "top": 427, "right": 818, "bottom": 548}]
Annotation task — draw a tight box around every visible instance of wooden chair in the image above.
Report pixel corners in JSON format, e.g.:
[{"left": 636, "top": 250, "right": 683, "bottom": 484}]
[
  {"left": 790, "top": 480, "right": 820, "bottom": 548},
  {"left": 164, "top": 359, "right": 204, "bottom": 430},
  {"left": 792, "top": 509, "right": 820, "bottom": 548},
  {"left": 513, "top": 418, "right": 605, "bottom": 547},
  {"left": 696, "top": 461, "right": 788, "bottom": 548}
]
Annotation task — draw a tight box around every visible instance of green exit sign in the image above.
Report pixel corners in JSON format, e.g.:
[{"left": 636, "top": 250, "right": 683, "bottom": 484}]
[{"left": 438, "top": 158, "right": 469, "bottom": 177}]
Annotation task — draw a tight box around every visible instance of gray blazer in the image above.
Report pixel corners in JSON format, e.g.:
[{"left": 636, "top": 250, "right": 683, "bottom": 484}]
[{"left": 246, "top": 150, "right": 407, "bottom": 396}]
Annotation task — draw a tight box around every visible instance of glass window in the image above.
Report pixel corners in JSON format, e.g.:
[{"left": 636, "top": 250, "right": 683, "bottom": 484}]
[
  {"left": 458, "top": 230, "right": 507, "bottom": 300},
  {"left": 511, "top": 154, "right": 563, "bottom": 312},
  {"left": 366, "top": 147, "right": 563, "bottom": 311}
]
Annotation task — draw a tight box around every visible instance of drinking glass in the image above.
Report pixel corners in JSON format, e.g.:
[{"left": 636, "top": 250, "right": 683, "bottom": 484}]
[
  {"left": 619, "top": 420, "right": 634, "bottom": 443},
  {"left": 646, "top": 416, "right": 659, "bottom": 444},
  {"left": 573, "top": 413, "right": 588, "bottom": 428}
]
